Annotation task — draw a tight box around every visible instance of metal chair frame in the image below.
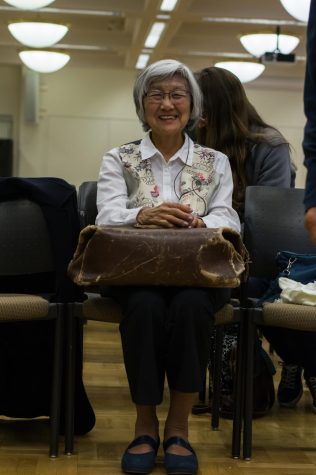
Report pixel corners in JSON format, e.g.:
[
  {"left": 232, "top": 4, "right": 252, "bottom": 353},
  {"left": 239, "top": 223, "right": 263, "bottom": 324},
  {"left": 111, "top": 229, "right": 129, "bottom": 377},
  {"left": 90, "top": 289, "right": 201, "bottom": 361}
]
[{"left": 240, "top": 185, "right": 316, "bottom": 460}]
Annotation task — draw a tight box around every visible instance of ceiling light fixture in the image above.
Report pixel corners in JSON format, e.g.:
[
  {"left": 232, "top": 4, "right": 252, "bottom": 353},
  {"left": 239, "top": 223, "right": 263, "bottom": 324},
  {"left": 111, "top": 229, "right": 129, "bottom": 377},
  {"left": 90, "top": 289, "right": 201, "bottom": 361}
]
[
  {"left": 3, "top": 0, "right": 55, "bottom": 9},
  {"left": 135, "top": 53, "right": 150, "bottom": 69},
  {"left": 8, "top": 21, "right": 69, "bottom": 48},
  {"left": 160, "top": 0, "right": 178, "bottom": 11},
  {"left": 215, "top": 61, "right": 265, "bottom": 83},
  {"left": 19, "top": 50, "right": 70, "bottom": 73},
  {"left": 240, "top": 32, "right": 299, "bottom": 57},
  {"left": 279, "top": 0, "right": 311, "bottom": 22},
  {"left": 144, "top": 22, "right": 166, "bottom": 48},
  {"left": 156, "top": 14, "right": 170, "bottom": 20}
]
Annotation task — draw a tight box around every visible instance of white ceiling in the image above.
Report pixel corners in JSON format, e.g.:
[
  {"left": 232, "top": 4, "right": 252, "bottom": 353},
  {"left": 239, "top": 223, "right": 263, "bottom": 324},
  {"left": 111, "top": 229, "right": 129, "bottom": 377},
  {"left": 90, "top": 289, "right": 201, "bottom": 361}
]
[{"left": 0, "top": 0, "right": 308, "bottom": 88}]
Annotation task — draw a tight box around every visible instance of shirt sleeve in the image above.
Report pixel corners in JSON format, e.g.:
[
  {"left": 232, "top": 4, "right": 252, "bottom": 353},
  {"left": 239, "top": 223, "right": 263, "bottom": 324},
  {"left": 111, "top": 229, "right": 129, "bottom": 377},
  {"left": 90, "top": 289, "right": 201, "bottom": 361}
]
[
  {"left": 201, "top": 153, "right": 241, "bottom": 233},
  {"left": 96, "top": 148, "right": 142, "bottom": 225}
]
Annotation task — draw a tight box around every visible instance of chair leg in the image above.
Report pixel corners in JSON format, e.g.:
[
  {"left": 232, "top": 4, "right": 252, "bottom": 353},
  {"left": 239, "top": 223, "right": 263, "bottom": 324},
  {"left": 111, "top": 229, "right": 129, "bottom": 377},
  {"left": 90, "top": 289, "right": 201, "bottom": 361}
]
[
  {"left": 49, "top": 303, "right": 64, "bottom": 458},
  {"left": 208, "top": 366, "right": 213, "bottom": 402},
  {"left": 64, "top": 302, "right": 77, "bottom": 455},
  {"left": 211, "top": 325, "right": 224, "bottom": 430},
  {"left": 198, "top": 371, "right": 206, "bottom": 403},
  {"left": 232, "top": 309, "right": 244, "bottom": 459},
  {"left": 242, "top": 308, "right": 255, "bottom": 461}
]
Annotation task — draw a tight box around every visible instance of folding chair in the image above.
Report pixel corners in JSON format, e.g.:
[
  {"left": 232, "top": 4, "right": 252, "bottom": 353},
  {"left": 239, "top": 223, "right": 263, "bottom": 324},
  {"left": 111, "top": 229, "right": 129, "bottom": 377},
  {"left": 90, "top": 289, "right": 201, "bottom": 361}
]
[
  {"left": 241, "top": 185, "right": 316, "bottom": 460},
  {"left": 0, "top": 198, "right": 64, "bottom": 457}
]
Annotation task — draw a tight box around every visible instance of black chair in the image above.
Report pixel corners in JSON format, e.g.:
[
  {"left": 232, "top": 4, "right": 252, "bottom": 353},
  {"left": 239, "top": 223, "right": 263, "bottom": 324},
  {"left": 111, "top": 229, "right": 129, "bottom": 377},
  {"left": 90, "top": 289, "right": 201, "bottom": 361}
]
[
  {"left": 0, "top": 198, "right": 64, "bottom": 457},
  {"left": 65, "top": 181, "right": 246, "bottom": 457},
  {"left": 77, "top": 180, "right": 97, "bottom": 230},
  {"left": 241, "top": 185, "right": 316, "bottom": 460}
]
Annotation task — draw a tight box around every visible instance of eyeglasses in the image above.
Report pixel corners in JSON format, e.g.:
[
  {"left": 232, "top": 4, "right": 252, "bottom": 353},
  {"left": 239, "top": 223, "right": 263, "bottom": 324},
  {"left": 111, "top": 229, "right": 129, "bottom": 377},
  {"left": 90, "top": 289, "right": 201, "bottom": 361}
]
[{"left": 145, "top": 89, "right": 190, "bottom": 104}]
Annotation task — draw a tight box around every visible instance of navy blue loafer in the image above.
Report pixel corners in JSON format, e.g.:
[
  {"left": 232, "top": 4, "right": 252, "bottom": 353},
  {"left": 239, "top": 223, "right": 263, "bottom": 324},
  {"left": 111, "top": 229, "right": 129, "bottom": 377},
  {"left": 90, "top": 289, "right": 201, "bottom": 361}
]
[
  {"left": 163, "top": 436, "right": 198, "bottom": 475},
  {"left": 121, "top": 435, "right": 160, "bottom": 474}
]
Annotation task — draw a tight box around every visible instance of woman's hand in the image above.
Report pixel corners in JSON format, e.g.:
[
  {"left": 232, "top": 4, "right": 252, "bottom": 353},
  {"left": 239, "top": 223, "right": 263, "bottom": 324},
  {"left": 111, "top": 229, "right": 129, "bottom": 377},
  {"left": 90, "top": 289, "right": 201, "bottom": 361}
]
[
  {"left": 189, "top": 216, "right": 206, "bottom": 228},
  {"left": 137, "top": 202, "right": 199, "bottom": 228}
]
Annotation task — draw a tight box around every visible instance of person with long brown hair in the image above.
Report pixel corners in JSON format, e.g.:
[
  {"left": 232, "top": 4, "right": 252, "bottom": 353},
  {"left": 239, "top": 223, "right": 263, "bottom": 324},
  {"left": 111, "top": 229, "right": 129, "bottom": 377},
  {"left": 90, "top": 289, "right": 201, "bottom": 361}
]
[
  {"left": 195, "top": 66, "right": 294, "bottom": 217},
  {"left": 195, "top": 66, "right": 316, "bottom": 416}
]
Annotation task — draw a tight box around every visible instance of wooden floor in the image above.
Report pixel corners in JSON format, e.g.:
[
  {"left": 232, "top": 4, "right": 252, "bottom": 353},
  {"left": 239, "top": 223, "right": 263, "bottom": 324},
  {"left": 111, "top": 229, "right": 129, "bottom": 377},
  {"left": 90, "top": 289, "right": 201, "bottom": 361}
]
[{"left": 1, "top": 321, "right": 316, "bottom": 474}]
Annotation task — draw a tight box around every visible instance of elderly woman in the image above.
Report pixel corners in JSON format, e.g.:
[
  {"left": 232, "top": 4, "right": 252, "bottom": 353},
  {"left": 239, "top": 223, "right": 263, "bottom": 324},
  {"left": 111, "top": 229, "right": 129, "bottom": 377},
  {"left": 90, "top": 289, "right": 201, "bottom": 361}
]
[{"left": 96, "top": 59, "right": 240, "bottom": 475}]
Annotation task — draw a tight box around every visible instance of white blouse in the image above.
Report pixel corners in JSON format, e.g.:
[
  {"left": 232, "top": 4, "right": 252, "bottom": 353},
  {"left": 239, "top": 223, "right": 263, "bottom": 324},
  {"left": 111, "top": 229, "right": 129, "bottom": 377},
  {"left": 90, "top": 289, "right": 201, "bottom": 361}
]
[{"left": 96, "top": 132, "right": 240, "bottom": 233}]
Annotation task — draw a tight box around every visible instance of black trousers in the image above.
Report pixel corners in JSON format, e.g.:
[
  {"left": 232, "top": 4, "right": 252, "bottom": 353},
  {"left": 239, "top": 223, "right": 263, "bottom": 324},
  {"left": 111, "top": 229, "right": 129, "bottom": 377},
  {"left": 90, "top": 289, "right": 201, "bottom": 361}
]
[
  {"left": 261, "top": 327, "right": 316, "bottom": 379},
  {"left": 111, "top": 286, "right": 229, "bottom": 405}
]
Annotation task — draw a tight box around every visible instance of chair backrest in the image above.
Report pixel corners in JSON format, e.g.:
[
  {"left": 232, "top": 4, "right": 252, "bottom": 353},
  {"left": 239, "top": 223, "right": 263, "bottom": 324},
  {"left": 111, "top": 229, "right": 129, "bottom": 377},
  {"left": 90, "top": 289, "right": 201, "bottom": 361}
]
[
  {"left": 78, "top": 181, "right": 98, "bottom": 228},
  {"left": 0, "top": 198, "right": 54, "bottom": 276},
  {"left": 244, "top": 186, "right": 315, "bottom": 279}
]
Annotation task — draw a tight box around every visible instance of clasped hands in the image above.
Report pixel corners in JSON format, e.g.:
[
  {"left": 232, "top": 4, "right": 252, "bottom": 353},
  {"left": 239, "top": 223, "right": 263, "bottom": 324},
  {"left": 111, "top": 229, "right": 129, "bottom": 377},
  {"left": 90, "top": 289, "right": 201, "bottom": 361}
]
[{"left": 136, "top": 202, "right": 206, "bottom": 228}]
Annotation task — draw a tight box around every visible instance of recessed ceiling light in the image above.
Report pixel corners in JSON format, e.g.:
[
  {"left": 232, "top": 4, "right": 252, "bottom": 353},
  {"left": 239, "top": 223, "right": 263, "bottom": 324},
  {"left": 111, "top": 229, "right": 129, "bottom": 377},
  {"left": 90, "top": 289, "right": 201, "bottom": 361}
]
[
  {"left": 160, "top": 0, "right": 178, "bottom": 12},
  {"left": 156, "top": 14, "right": 170, "bottom": 20},
  {"left": 136, "top": 54, "right": 150, "bottom": 69},
  {"left": 144, "top": 22, "right": 166, "bottom": 48}
]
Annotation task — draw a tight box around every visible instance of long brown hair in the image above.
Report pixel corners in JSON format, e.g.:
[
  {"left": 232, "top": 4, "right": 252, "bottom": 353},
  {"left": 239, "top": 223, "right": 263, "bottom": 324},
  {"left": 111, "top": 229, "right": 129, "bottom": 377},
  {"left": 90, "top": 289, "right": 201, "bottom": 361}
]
[{"left": 195, "top": 66, "right": 288, "bottom": 212}]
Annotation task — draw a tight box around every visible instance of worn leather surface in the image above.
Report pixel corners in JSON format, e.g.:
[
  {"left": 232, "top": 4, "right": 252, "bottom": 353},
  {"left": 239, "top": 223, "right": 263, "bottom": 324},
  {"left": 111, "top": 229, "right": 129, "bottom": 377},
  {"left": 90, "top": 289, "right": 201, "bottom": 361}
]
[{"left": 68, "top": 225, "right": 248, "bottom": 288}]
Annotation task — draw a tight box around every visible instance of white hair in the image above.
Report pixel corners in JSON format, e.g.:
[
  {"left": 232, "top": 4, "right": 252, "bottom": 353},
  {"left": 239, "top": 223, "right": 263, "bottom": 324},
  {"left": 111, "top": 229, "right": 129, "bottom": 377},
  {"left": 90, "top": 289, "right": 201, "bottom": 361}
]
[{"left": 133, "top": 59, "right": 202, "bottom": 131}]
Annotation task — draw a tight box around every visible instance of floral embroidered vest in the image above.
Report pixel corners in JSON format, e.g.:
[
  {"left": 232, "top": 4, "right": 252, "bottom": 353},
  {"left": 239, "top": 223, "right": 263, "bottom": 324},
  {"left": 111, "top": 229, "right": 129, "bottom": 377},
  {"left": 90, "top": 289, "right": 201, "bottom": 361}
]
[{"left": 119, "top": 140, "right": 220, "bottom": 217}]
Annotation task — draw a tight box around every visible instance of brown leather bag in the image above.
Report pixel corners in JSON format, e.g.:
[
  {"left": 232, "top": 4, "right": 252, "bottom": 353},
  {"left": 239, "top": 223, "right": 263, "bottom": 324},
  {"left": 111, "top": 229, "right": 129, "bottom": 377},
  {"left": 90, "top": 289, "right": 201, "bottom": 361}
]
[{"left": 68, "top": 225, "right": 248, "bottom": 288}]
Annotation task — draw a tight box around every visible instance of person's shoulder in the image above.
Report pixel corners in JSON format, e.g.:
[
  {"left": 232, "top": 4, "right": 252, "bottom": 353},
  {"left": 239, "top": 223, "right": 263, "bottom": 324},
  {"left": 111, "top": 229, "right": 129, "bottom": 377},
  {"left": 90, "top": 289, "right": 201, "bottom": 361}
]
[
  {"left": 121, "top": 139, "right": 142, "bottom": 147},
  {"left": 118, "top": 139, "right": 142, "bottom": 151},
  {"left": 103, "top": 139, "right": 142, "bottom": 157},
  {"left": 193, "top": 142, "right": 227, "bottom": 158},
  {"left": 193, "top": 143, "right": 229, "bottom": 173},
  {"left": 265, "top": 127, "right": 287, "bottom": 145},
  {"left": 254, "top": 126, "right": 287, "bottom": 147}
]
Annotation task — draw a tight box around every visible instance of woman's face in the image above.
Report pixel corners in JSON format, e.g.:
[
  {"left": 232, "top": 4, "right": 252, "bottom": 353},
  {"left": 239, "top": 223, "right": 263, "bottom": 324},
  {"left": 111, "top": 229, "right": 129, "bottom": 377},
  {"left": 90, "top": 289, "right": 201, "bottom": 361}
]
[{"left": 143, "top": 75, "right": 191, "bottom": 138}]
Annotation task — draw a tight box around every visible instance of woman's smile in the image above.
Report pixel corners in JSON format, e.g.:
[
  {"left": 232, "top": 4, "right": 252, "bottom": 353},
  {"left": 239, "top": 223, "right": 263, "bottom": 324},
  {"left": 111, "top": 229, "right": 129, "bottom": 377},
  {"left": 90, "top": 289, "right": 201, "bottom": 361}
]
[{"left": 144, "top": 76, "right": 191, "bottom": 138}]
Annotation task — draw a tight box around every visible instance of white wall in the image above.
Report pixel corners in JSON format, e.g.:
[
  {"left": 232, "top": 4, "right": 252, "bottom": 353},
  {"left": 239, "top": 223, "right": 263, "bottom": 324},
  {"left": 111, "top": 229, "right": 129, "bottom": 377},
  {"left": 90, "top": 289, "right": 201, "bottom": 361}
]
[
  {"left": 0, "top": 65, "right": 21, "bottom": 174},
  {"left": 0, "top": 64, "right": 307, "bottom": 189},
  {"left": 18, "top": 67, "right": 144, "bottom": 186}
]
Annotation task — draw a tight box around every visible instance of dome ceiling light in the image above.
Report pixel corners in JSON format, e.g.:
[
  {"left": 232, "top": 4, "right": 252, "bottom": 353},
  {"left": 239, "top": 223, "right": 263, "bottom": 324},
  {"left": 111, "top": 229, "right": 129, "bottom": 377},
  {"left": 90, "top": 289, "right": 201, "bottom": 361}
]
[
  {"left": 240, "top": 33, "right": 299, "bottom": 58},
  {"left": 19, "top": 50, "right": 70, "bottom": 73},
  {"left": 215, "top": 61, "right": 265, "bottom": 83},
  {"left": 3, "top": 0, "right": 55, "bottom": 9},
  {"left": 8, "top": 21, "right": 69, "bottom": 48},
  {"left": 279, "top": 0, "right": 311, "bottom": 22}
]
